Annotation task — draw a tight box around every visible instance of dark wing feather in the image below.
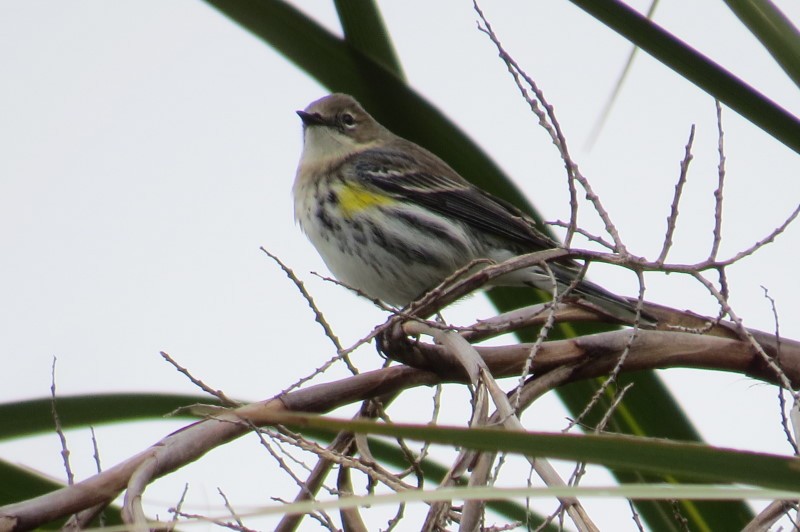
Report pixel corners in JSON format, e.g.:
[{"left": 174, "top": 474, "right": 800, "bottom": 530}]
[
  {"left": 348, "top": 147, "right": 656, "bottom": 324},
  {"left": 351, "top": 147, "right": 559, "bottom": 251}
]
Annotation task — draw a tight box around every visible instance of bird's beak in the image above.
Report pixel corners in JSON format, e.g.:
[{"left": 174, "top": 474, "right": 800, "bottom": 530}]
[{"left": 296, "top": 110, "right": 327, "bottom": 127}]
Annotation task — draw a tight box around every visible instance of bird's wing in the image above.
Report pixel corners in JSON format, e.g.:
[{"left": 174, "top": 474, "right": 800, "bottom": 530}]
[
  {"left": 350, "top": 147, "right": 560, "bottom": 252},
  {"left": 349, "top": 147, "right": 656, "bottom": 324}
]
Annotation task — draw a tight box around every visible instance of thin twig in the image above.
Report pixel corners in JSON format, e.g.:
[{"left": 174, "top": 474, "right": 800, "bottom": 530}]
[
  {"left": 89, "top": 427, "right": 103, "bottom": 475},
  {"left": 472, "top": 0, "right": 584, "bottom": 249},
  {"left": 385, "top": 502, "right": 406, "bottom": 532},
  {"left": 253, "top": 427, "right": 339, "bottom": 530},
  {"left": 711, "top": 204, "right": 799, "bottom": 267},
  {"left": 88, "top": 426, "right": 106, "bottom": 527},
  {"left": 511, "top": 261, "right": 570, "bottom": 412},
  {"left": 370, "top": 400, "right": 425, "bottom": 484},
  {"left": 709, "top": 100, "right": 726, "bottom": 261},
  {"left": 548, "top": 221, "right": 616, "bottom": 250},
  {"left": 693, "top": 272, "right": 797, "bottom": 395},
  {"left": 261, "top": 247, "right": 358, "bottom": 375},
  {"left": 671, "top": 500, "right": 691, "bottom": 531},
  {"left": 763, "top": 285, "right": 796, "bottom": 454},
  {"left": 166, "top": 483, "right": 189, "bottom": 532},
  {"left": 565, "top": 270, "right": 643, "bottom": 432},
  {"left": 569, "top": 383, "right": 635, "bottom": 487},
  {"left": 628, "top": 499, "right": 646, "bottom": 532},
  {"left": 657, "top": 125, "right": 695, "bottom": 265},
  {"left": 477, "top": 3, "right": 628, "bottom": 253},
  {"left": 50, "top": 357, "right": 74, "bottom": 486},
  {"left": 160, "top": 351, "right": 238, "bottom": 406},
  {"left": 273, "top": 432, "right": 354, "bottom": 532},
  {"left": 266, "top": 426, "right": 415, "bottom": 493},
  {"left": 254, "top": 428, "right": 318, "bottom": 491},
  {"left": 173, "top": 510, "right": 258, "bottom": 532},
  {"left": 279, "top": 349, "right": 363, "bottom": 397}
]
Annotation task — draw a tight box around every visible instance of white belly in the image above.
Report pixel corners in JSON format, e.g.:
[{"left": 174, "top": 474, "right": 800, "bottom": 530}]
[{"left": 293, "top": 179, "right": 476, "bottom": 306}]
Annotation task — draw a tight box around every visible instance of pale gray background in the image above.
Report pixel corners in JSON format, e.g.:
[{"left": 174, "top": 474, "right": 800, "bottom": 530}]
[{"left": 1, "top": 1, "right": 799, "bottom": 529}]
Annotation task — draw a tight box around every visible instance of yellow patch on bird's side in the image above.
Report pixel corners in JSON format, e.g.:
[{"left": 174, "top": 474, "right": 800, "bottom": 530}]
[{"left": 337, "top": 183, "right": 396, "bottom": 218}]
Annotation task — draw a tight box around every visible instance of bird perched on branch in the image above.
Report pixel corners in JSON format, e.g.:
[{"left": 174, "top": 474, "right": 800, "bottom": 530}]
[{"left": 293, "top": 93, "right": 649, "bottom": 325}]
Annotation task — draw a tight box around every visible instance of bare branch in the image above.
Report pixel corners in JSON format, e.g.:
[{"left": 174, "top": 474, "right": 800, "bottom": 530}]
[
  {"left": 692, "top": 272, "right": 797, "bottom": 395},
  {"left": 671, "top": 500, "right": 691, "bottom": 531},
  {"left": 385, "top": 502, "right": 406, "bottom": 532},
  {"left": 762, "top": 286, "right": 796, "bottom": 456},
  {"left": 511, "top": 262, "right": 564, "bottom": 412},
  {"left": 274, "top": 430, "right": 354, "bottom": 532},
  {"left": 548, "top": 220, "right": 616, "bottom": 251},
  {"left": 266, "top": 426, "right": 415, "bottom": 493},
  {"left": 166, "top": 483, "right": 189, "bottom": 532},
  {"left": 160, "top": 351, "right": 239, "bottom": 407},
  {"left": 398, "top": 320, "right": 600, "bottom": 531},
  {"left": 628, "top": 499, "right": 646, "bottom": 532},
  {"left": 744, "top": 500, "right": 800, "bottom": 532},
  {"left": 172, "top": 510, "right": 258, "bottom": 532},
  {"left": 715, "top": 204, "right": 800, "bottom": 266},
  {"left": 50, "top": 358, "right": 74, "bottom": 487},
  {"left": 566, "top": 270, "right": 644, "bottom": 431},
  {"left": 657, "top": 125, "right": 695, "bottom": 265},
  {"left": 337, "top": 465, "right": 367, "bottom": 532},
  {"left": 568, "top": 383, "right": 635, "bottom": 491},
  {"left": 473, "top": 0, "right": 588, "bottom": 250},
  {"left": 709, "top": 100, "right": 726, "bottom": 261},
  {"left": 261, "top": 247, "right": 358, "bottom": 376},
  {"left": 122, "top": 455, "right": 158, "bottom": 530},
  {"left": 275, "top": 397, "right": 398, "bottom": 532},
  {"left": 6, "top": 324, "right": 800, "bottom": 528}
]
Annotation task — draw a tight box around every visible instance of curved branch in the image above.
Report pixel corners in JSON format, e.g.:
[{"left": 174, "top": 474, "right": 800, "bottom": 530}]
[{"left": 2, "top": 327, "right": 798, "bottom": 529}]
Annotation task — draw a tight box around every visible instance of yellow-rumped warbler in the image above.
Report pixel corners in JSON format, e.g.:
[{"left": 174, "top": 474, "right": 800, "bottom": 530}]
[{"left": 294, "top": 93, "right": 648, "bottom": 324}]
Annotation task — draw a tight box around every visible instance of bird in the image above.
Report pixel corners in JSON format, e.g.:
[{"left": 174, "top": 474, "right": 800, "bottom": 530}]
[{"left": 293, "top": 93, "right": 650, "bottom": 325}]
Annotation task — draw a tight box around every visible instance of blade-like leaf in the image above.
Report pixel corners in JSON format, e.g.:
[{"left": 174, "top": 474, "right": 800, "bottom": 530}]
[
  {"left": 568, "top": 0, "right": 800, "bottom": 154},
  {"left": 0, "top": 394, "right": 217, "bottom": 524},
  {"left": 0, "top": 394, "right": 550, "bottom": 528},
  {"left": 279, "top": 414, "right": 800, "bottom": 492},
  {"left": 0, "top": 458, "right": 124, "bottom": 526},
  {"left": 723, "top": 0, "right": 800, "bottom": 88},
  {"left": 333, "top": 0, "right": 404, "bottom": 78},
  {"left": 0, "top": 393, "right": 223, "bottom": 441}
]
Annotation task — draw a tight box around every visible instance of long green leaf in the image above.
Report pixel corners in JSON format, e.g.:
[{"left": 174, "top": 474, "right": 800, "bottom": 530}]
[
  {"left": 0, "top": 393, "right": 223, "bottom": 522},
  {"left": 568, "top": 0, "right": 800, "bottom": 154},
  {"left": 0, "top": 458, "right": 124, "bottom": 527},
  {"left": 333, "top": 0, "right": 404, "bottom": 78},
  {"left": 723, "top": 0, "right": 800, "bottom": 88},
  {"left": 0, "top": 394, "right": 550, "bottom": 528},
  {"left": 279, "top": 414, "right": 800, "bottom": 492},
  {"left": 0, "top": 393, "right": 223, "bottom": 441}
]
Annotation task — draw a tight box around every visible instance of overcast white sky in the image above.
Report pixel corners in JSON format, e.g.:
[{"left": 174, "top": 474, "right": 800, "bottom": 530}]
[{"left": 1, "top": 1, "right": 799, "bottom": 529}]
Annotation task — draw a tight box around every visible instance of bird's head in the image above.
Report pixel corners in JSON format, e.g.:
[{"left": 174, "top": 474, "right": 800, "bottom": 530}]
[{"left": 296, "top": 94, "right": 387, "bottom": 168}]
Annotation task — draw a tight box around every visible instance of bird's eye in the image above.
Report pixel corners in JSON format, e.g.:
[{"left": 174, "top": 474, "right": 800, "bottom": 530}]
[{"left": 341, "top": 113, "right": 356, "bottom": 128}]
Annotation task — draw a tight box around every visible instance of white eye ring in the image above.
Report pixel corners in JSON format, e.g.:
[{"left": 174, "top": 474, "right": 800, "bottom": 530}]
[{"left": 341, "top": 113, "right": 356, "bottom": 128}]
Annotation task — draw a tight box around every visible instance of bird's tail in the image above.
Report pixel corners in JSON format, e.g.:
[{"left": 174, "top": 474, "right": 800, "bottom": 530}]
[{"left": 550, "top": 264, "right": 656, "bottom": 326}]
